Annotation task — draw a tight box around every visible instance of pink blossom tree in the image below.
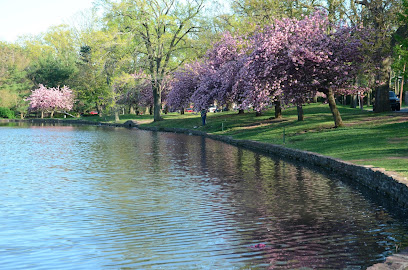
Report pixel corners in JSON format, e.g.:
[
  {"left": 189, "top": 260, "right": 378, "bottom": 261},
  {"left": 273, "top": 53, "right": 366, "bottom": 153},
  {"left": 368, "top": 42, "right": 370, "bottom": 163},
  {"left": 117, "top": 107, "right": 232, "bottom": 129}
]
[
  {"left": 166, "top": 61, "right": 207, "bottom": 113},
  {"left": 131, "top": 71, "right": 153, "bottom": 114},
  {"left": 26, "top": 84, "right": 75, "bottom": 118},
  {"left": 191, "top": 32, "right": 250, "bottom": 112},
  {"left": 113, "top": 72, "right": 154, "bottom": 115},
  {"left": 113, "top": 73, "right": 139, "bottom": 114},
  {"left": 139, "top": 81, "right": 154, "bottom": 114},
  {"left": 238, "top": 11, "right": 365, "bottom": 126},
  {"left": 160, "top": 75, "right": 172, "bottom": 114},
  {"left": 123, "top": 70, "right": 172, "bottom": 115},
  {"left": 282, "top": 13, "right": 365, "bottom": 126}
]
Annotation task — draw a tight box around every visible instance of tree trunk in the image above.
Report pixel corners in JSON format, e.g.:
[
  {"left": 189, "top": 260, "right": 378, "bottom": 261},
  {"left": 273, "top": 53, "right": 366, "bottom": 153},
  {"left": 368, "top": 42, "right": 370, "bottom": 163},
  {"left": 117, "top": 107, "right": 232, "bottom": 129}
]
[
  {"left": 97, "top": 104, "right": 103, "bottom": 117},
  {"left": 130, "top": 105, "right": 135, "bottom": 115},
  {"left": 255, "top": 111, "right": 262, "bottom": 116},
  {"left": 275, "top": 100, "right": 282, "bottom": 119},
  {"left": 297, "top": 104, "right": 304, "bottom": 121},
  {"left": 180, "top": 108, "right": 185, "bottom": 115},
  {"left": 400, "top": 63, "right": 405, "bottom": 108},
  {"left": 374, "top": 84, "right": 390, "bottom": 113},
  {"left": 406, "top": 91, "right": 408, "bottom": 106},
  {"left": 326, "top": 88, "right": 343, "bottom": 127},
  {"left": 50, "top": 111, "right": 54, "bottom": 118},
  {"left": 359, "top": 92, "right": 364, "bottom": 110},
  {"left": 153, "top": 85, "right": 162, "bottom": 121},
  {"left": 367, "top": 90, "right": 371, "bottom": 106},
  {"left": 350, "top": 95, "right": 357, "bottom": 108},
  {"left": 374, "top": 57, "right": 392, "bottom": 112},
  {"left": 41, "top": 111, "right": 44, "bottom": 119},
  {"left": 238, "top": 109, "right": 244, "bottom": 114},
  {"left": 114, "top": 110, "right": 119, "bottom": 122}
]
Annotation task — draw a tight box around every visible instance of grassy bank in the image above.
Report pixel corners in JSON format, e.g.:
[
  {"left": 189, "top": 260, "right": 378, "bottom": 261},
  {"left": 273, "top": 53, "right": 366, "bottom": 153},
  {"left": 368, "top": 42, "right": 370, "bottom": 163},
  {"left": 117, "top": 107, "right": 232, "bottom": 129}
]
[{"left": 85, "top": 103, "right": 408, "bottom": 178}]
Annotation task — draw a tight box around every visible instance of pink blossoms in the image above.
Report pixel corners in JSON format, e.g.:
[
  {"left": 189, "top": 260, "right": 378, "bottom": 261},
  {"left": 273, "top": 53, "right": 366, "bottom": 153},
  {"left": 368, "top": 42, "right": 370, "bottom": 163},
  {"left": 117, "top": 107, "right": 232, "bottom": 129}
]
[{"left": 26, "top": 84, "right": 75, "bottom": 118}]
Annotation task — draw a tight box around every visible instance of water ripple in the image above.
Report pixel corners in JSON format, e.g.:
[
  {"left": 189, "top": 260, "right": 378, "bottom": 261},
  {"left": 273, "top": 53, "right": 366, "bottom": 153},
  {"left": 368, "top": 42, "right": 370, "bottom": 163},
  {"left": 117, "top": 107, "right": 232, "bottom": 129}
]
[{"left": 0, "top": 124, "right": 407, "bottom": 269}]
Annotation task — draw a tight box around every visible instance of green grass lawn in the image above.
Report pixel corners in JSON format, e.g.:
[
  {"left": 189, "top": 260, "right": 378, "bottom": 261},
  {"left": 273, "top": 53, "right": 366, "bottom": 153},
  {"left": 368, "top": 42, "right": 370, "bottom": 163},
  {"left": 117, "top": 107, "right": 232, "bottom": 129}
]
[{"left": 80, "top": 103, "right": 408, "bottom": 178}]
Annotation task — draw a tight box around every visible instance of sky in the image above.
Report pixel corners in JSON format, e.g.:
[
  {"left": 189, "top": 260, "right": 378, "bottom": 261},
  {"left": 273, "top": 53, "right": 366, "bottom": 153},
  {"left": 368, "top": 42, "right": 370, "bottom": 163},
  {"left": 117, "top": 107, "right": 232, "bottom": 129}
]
[{"left": 0, "top": 0, "right": 96, "bottom": 43}]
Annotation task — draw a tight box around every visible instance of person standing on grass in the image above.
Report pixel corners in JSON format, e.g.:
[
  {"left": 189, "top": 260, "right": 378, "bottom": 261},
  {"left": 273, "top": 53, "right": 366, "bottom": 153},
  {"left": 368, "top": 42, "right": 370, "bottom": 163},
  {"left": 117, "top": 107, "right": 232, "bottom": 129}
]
[{"left": 201, "top": 108, "right": 207, "bottom": 126}]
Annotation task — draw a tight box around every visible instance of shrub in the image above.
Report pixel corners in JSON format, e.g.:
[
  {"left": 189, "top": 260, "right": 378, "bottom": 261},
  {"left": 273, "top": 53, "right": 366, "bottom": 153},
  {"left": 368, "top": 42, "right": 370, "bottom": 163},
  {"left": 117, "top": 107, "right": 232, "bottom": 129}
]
[{"left": 0, "top": 107, "right": 15, "bottom": 119}]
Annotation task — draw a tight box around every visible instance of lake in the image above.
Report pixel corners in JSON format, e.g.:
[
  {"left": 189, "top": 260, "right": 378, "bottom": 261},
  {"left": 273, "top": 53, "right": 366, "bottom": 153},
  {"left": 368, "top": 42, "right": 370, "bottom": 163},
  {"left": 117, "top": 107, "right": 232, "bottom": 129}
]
[{"left": 1, "top": 122, "right": 408, "bottom": 269}]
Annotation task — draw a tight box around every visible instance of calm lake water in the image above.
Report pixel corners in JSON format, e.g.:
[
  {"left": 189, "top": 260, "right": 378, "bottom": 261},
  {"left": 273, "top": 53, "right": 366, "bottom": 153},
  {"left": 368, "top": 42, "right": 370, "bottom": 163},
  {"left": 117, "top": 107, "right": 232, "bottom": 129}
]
[{"left": 1, "top": 122, "right": 408, "bottom": 269}]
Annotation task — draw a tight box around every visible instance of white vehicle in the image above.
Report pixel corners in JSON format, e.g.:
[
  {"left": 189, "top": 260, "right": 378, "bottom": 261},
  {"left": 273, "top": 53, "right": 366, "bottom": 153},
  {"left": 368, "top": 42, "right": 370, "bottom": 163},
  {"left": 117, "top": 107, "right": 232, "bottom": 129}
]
[{"left": 208, "top": 105, "right": 217, "bottom": 113}]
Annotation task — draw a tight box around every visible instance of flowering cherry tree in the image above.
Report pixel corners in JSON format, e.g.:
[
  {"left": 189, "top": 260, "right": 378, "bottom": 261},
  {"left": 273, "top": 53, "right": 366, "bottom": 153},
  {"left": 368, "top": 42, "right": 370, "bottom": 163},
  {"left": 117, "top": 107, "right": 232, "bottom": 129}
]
[
  {"left": 166, "top": 12, "right": 365, "bottom": 126},
  {"left": 286, "top": 13, "right": 365, "bottom": 127},
  {"left": 237, "top": 11, "right": 365, "bottom": 126},
  {"left": 26, "top": 84, "right": 74, "bottom": 118},
  {"left": 131, "top": 71, "right": 153, "bottom": 113},
  {"left": 191, "top": 32, "right": 250, "bottom": 111},
  {"left": 113, "top": 73, "right": 139, "bottom": 114},
  {"left": 113, "top": 71, "right": 155, "bottom": 115},
  {"left": 167, "top": 61, "right": 207, "bottom": 112},
  {"left": 127, "top": 71, "right": 171, "bottom": 115}
]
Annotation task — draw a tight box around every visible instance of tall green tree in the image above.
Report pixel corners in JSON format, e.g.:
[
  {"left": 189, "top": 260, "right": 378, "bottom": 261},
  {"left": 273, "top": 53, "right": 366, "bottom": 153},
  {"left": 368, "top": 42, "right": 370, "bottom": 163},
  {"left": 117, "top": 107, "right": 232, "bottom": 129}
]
[
  {"left": 69, "top": 10, "right": 116, "bottom": 115},
  {"left": 27, "top": 53, "right": 77, "bottom": 88},
  {"left": 230, "top": 0, "right": 347, "bottom": 25},
  {"left": 0, "top": 42, "right": 32, "bottom": 117},
  {"left": 24, "top": 25, "right": 78, "bottom": 88},
  {"left": 71, "top": 27, "right": 128, "bottom": 117},
  {"left": 357, "top": 0, "right": 401, "bottom": 112},
  {"left": 103, "top": 0, "right": 205, "bottom": 121},
  {"left": 71, "top": 42, "right": 112, "bottom": 114},
  {"left": 393, "top": 0, "right": 408, "bottom": 107}
]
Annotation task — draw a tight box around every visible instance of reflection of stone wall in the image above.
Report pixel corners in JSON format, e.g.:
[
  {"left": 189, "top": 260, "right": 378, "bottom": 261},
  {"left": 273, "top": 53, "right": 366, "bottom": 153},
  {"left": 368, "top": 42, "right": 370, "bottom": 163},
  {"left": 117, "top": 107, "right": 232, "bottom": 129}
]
[{"left": 141, "top": 126, "right": 408, "bottom": 209}]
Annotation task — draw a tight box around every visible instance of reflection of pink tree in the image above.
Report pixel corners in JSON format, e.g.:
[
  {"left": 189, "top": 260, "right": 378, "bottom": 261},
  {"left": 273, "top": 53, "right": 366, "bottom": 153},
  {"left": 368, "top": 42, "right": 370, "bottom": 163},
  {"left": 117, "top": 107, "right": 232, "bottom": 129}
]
[{"left": 26, "top": 84, "right": 74, "bottom": 118}]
